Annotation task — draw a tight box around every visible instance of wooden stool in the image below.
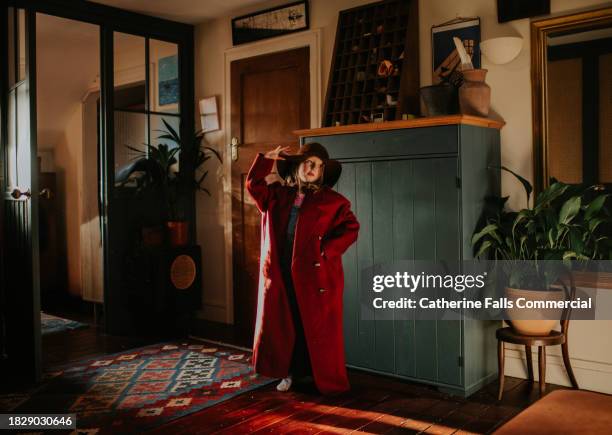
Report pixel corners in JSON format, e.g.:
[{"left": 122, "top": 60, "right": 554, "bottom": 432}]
[{"left": 496, "top": 279, "right": 579, "bottom": 400}]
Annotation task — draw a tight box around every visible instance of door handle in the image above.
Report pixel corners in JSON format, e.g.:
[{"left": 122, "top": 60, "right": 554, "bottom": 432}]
[
  {"left": 39, "top": 188, "right": 52, "bottom": 199},
  {"left": 10, "top": 188, "right": 32, "bottom": 199},
  {"left": 230, "top": 137, "right": 240, "bottom": 161}
]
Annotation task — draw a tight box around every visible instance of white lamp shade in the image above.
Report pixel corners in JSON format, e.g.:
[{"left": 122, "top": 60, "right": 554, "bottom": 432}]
[{"left": 480, "top": 37, "right": 523, "bottom": 65}]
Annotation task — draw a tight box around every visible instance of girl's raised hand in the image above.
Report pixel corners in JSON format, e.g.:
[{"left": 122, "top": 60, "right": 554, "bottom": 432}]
[{"left": 264, "top": 145, "right": 290, "bottom": 160}]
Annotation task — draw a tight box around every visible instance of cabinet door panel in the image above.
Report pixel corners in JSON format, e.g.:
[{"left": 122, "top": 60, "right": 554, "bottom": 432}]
[{"left": 338, "top": 157, "right": 461, "bottom": 385}]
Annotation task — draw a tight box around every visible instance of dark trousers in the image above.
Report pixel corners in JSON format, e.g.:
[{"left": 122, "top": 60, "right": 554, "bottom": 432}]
[{"left": 280, "top": 253, "right": 313, "bottom": 378}]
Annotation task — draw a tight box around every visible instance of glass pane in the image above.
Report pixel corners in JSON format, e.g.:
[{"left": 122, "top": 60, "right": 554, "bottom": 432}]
[
  {"left": 113, "top": 32, "right": 147, "bottom": 194},
  {"left": 600, "top": 52, "right": 612, "bottom": 184},
  {"left": 7, "top": 91, "right": 17, "bottom": 186},
  {"left": 150, "top": 39, "right": 179, "bottom": 114},
  {"left": 547, "top": 57, "right": 583, "bottom": 184},
  {"left": 114, "top": 110, "right": 146, "bottom": 175},
  {"left": 7, "top": 7, "right": 15, "bottom": 87},
  {"left": 17, "top": 83, "right": 31, "bottom": 185},
  {"left": 113, "top": 32, "right": 146, "bottom": 109},
  {"left": 18, "top": 9, "right": 25, "bottom": 82}
]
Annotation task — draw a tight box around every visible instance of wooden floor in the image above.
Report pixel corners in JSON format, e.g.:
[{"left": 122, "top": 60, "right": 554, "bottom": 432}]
[{"left": 39, "top": 319, "right": 567, "bottom": 434}]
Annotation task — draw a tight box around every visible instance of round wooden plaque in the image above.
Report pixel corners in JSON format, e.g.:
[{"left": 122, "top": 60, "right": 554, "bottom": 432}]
[{"left": 170, "top": 254, "right": 196, "bottom": 290}]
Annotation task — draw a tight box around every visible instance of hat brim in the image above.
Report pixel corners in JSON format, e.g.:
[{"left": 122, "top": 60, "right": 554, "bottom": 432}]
[{"left": 276, "top": 157, "right": 342, "bottom": 188}]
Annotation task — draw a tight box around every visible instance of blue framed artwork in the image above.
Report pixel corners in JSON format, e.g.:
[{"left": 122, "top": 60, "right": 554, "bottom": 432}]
[
  {"left": 158, "top": 55, "right": 179, "bottom": 106},
  {"left": 432, "top": 17, "right": 481, "bottom": 85}
]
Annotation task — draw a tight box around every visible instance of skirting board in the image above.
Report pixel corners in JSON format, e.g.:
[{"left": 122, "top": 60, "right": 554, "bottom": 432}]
[
  {"left": 503, "top": 345, "right": 612, "bottom": 394},
  {"left": 196, "top": 304, "right": 227, "bottom": 323}
]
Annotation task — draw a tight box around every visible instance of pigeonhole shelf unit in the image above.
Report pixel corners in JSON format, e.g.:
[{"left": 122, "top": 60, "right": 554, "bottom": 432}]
[{"left": 295, "top": 115, "right": 505, "bottom": 396}]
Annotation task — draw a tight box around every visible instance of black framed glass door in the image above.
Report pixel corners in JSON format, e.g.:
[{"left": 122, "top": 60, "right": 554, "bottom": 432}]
[{"left": 1, "top": 0, "right": 194, "bottom": 381}]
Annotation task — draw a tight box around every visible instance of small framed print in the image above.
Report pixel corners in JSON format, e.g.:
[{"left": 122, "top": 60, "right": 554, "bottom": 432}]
[
  {"left": 431, "top": 17, "right": 481, "bottom": 85},
  {"left": 199, "top": 96, "right": 220, "bottom": 133}
]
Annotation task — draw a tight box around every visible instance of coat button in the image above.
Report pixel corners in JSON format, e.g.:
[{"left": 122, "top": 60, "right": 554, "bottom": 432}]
[
  {"left": 314, "top": 262, "right": 320, "bottom": 267},
  {"left": 319, "top": 288, "right": 326, "bottom": 293}
]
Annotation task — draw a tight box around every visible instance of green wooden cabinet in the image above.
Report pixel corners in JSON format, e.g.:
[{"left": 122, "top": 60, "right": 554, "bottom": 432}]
[{"left": 299, "top": 120, "right": 502, "bottom": 396}]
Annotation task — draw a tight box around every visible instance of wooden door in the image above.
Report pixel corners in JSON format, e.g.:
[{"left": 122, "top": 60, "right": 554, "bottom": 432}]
[
  {"left": 0, "top": 6, "right": 41, "bottom": 383},
  {"left": 231, "top": 47, "right": 310, "bottom": 341}
]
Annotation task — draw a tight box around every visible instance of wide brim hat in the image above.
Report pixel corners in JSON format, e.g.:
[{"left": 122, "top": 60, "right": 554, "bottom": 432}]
[{"left": 276, "top": 142, "right": 342, "bottom": 188}]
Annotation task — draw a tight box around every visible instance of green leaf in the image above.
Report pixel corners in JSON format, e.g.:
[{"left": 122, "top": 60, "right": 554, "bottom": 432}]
[
  {"left": 585, "top": 194, "right": 609, "bottom": 220},
  {"left": 534, "top": 181, "right": 569, "bottom": 210},
  {"left": 500, "top": 166, "right": 533, "bottom": 205},
  {"left": 475, "top": 240, "right": 493, "bottom": 258},
  {"left": 558, "top": 196, "right": 581, "bottom": 225},
  {"left": 471, "top": 224, "right": 499, "bottom": 246},
  {"left": 161, "top": 118, "right": 181, "bottom": 143}
]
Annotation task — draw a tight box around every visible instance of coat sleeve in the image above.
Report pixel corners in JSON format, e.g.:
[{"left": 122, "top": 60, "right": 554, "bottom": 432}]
[
  {"left": 246, "top": 153, "right": 277, "bottom": 212},
  {"left": 322, "top": 198, "right": 360, "bottom": 257}
]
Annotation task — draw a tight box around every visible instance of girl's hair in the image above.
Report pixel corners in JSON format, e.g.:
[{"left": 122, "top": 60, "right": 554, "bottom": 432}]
[{"left": 285, "top": 161, "right": 325, "bottom": 193}]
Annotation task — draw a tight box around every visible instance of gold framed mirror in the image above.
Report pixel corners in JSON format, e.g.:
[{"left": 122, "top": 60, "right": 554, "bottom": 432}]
[{"left": 531, "top": 6, "right": 612, "bottom": 195}]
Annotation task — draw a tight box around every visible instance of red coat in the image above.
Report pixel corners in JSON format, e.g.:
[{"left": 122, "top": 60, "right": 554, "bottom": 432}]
[{"left": 246, "top": 153, "right": 360, "bottom": 395}]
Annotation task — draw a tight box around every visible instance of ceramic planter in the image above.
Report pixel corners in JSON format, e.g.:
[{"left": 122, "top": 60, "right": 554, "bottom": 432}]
[
  {"left": 504, "top": 286, "right": 565, "bottom": 336},
  {"left": 459, "top": 69, "right": 491, "bottom": 117},
  {"left": 419, "top": 83, "right": 459, "bottom": 116},
  {"left": 166, "top": 221, "right": 189, "bottom": 246}
]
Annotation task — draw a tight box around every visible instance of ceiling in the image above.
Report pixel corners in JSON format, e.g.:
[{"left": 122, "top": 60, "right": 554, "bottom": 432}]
[{"left": 88, "top": 0, "right": 271, "bottom": 24}]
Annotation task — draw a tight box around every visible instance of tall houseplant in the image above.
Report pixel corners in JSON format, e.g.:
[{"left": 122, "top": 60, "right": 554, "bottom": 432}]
[
  {"left": 128, "top": 119, "right": 222, "bottom": 245},
  {"left": 471, "top": 167, "right": 611, "bottom": 335}
]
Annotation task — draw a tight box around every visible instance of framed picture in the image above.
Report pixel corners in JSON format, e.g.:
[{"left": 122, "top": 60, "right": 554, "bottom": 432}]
[
  {"left": 232, "top": 0, "right": 309, "bottom": 46},
  {"left": 158, "top": 54, "right": 179, "bottom": 107},
  {"left": 431, "top": 17, "right": 481, "bottom": 85},
  {"left": 497, "top": 0, "right": 550, "bottom": 23},
  {"left": 199, "top": 96, "right": 220, "bottom": 133}
]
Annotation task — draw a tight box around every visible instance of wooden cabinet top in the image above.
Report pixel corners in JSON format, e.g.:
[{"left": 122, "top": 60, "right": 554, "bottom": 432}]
[{"left": 294, "top": 115, "right": 505, "bottom": 137}]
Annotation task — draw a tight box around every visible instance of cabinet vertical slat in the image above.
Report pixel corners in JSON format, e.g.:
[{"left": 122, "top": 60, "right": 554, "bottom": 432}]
[
  {"left": 392, "top": 160, "right": 416, "bottom": 378},
  {"left": 434, "top": 157, "right": 462, "bottom": 386},
  {"left": 412, "top": 158, "right": 438, "bottom": 382},
  {"left": 339, "top": 162, "right": 359, "bottom": 366},
  {"left": 355, "top": 162, "right": 376, "bottom": 369},
  {"left": 372, "top": 161, "right": 395, "bottom": 373}
]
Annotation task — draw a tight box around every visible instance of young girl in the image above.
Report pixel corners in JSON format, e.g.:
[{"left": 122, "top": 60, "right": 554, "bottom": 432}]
[{"left": 246, "top": 143, "right": 359, "bottom": 395}]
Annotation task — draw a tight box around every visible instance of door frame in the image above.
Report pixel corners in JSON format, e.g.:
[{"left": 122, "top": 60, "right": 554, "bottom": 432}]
[
  {"left": 213, "top": 29, "right": 322, "bottom": 324},
  {"left": 1, "top": 0, "right": 194, "bottom": 380}
]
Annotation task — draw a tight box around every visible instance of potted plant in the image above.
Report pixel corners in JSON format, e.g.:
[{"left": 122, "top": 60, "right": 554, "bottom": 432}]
[
  {"left": 471, "top": 167, "right": 611, "bottom": 335},
  {"left": 128, "top": 119, "right": 222, "bottom": 246}
]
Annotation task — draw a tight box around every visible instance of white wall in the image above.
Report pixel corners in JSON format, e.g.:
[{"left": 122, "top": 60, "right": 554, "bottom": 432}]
[
  {"left": 193, "top": 0, "right": 612, "bottom": 393},
  {"left": 52, "top": 104, "right": 84, "bottom": 297}
]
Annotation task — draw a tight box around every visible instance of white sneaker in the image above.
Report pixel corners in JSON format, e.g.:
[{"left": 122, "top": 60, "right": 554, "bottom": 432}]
[{"left": 276, "top": 376, "right": 293, "bottom": 392}]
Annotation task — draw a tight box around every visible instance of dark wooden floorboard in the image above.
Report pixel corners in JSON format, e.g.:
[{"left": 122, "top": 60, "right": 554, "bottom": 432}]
[{"left": 16, "top": 322, "right": 569, "bottom": 434}]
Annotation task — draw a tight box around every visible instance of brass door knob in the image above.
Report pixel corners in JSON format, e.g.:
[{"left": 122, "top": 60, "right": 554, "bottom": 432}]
[{"left": 10, "top": 188, "right": 32, "bottom": 199}]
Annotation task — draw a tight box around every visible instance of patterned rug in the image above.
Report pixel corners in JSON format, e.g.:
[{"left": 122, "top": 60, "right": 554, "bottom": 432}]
[
  {"left": 41, "top": 312, "right": 89, "bottom": 335},
  {"left": 11, "top": 341, "right": 275, "bottom": 433}
]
